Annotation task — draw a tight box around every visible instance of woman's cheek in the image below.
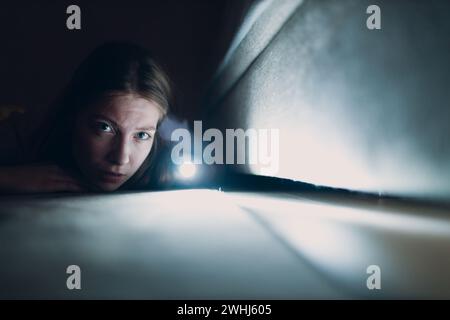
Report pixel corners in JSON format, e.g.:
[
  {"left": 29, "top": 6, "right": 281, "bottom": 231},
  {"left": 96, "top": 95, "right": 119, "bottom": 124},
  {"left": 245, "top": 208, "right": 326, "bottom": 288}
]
[
  {"left": 139, "top": 140, "right": 154, "bottom": 162},
  {"left": 87, "top": 135, "right": 113, "bottom": 161},
  {"left": 77, "top": 128, "right": 111, "bottom": 163}
]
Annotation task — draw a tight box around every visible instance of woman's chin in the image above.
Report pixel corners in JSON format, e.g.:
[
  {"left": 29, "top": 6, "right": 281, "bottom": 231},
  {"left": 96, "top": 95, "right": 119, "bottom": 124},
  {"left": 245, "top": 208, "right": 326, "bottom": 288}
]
[{"left": 90, "top": 180, "right": 125, "bottom": 192}]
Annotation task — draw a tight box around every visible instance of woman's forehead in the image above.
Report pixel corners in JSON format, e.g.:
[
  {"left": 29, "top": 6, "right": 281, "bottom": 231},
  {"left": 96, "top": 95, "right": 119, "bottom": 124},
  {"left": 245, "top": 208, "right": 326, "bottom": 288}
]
[{"left": 88, "top": 94, "right": 161, "bottom": 129}]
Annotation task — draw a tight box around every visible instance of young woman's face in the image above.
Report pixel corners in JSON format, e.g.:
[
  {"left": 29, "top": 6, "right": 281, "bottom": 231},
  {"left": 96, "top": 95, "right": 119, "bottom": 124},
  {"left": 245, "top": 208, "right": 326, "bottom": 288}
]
[{"left": 73, "top": 93, "right": 161, "bottom": 191}]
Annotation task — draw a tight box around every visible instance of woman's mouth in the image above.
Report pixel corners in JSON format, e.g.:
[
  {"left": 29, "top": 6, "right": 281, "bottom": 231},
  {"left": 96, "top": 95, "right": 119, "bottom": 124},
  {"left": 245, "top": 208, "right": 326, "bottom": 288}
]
[{"left": 98, "top": 170, "right": 126, "bottom": 183}]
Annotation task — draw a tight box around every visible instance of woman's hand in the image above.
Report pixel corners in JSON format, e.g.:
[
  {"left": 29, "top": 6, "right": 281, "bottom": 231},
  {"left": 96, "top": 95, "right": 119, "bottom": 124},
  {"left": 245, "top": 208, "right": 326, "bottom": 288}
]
[{"left": 0, "top": 164, "right": 86, "bottom": 193}]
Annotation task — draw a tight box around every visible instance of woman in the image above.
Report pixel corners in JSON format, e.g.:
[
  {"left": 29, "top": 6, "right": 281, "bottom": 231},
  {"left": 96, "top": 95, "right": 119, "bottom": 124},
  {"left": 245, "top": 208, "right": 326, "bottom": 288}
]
[{"left": 0, "top": 42, "right": 172, "bottom": 193}]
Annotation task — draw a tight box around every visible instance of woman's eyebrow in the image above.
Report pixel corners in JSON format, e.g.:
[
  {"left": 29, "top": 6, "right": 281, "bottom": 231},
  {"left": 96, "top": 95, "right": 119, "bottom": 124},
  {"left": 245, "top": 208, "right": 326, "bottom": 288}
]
[
  {"left": 92, "top": 114, "right": 155, "bottom": 131},
  {"left": 92, "top": 114, "right": 120, "bottom": 128},
  {"left": 136, "top": 126, "right": 156, "bottom": 131}
]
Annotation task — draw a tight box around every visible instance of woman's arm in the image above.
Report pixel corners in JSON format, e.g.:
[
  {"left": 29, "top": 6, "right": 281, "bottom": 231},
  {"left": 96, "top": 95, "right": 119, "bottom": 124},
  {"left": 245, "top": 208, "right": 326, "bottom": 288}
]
[
  {"left": 0, "top": 110, "right": 84, "bottom": 193},
  {"left": 0, "top": 164, "right": 85, "bottom": 194}
]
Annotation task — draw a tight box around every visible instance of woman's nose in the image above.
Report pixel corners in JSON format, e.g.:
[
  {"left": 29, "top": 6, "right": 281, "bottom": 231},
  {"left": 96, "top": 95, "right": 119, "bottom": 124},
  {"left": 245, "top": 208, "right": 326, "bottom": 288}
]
[{"left": 107, "top": 137, "right": 130, "bottom": 165}]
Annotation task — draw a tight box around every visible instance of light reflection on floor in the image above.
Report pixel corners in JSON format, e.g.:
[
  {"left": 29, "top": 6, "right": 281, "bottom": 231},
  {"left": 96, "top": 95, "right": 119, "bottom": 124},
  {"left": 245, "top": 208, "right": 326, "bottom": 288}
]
[{"left": 0, "top": 189, "right": 449, "bottom": 298}]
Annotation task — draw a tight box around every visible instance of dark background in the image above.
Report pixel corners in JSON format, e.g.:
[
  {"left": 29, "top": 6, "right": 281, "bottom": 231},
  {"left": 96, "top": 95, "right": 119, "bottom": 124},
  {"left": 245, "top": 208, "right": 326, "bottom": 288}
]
[{"left": 0, "top": 0, "right": 252, "bottom": 120}]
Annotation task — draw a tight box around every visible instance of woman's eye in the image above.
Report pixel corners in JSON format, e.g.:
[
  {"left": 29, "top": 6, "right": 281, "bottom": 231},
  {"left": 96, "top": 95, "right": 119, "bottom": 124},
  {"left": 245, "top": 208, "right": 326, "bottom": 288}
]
[
  {"left": 136, "top": 132, "right": 151, "bottom": 140},
  {"left": 97, "top": 122, "right": 112, "bottom": 133}
]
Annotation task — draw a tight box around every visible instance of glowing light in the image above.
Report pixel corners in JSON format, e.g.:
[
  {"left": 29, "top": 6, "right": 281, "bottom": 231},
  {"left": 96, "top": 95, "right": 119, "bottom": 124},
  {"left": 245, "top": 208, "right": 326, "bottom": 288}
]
[{"left": 178, "top": 161, "right": 197, "bottom": 179}]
